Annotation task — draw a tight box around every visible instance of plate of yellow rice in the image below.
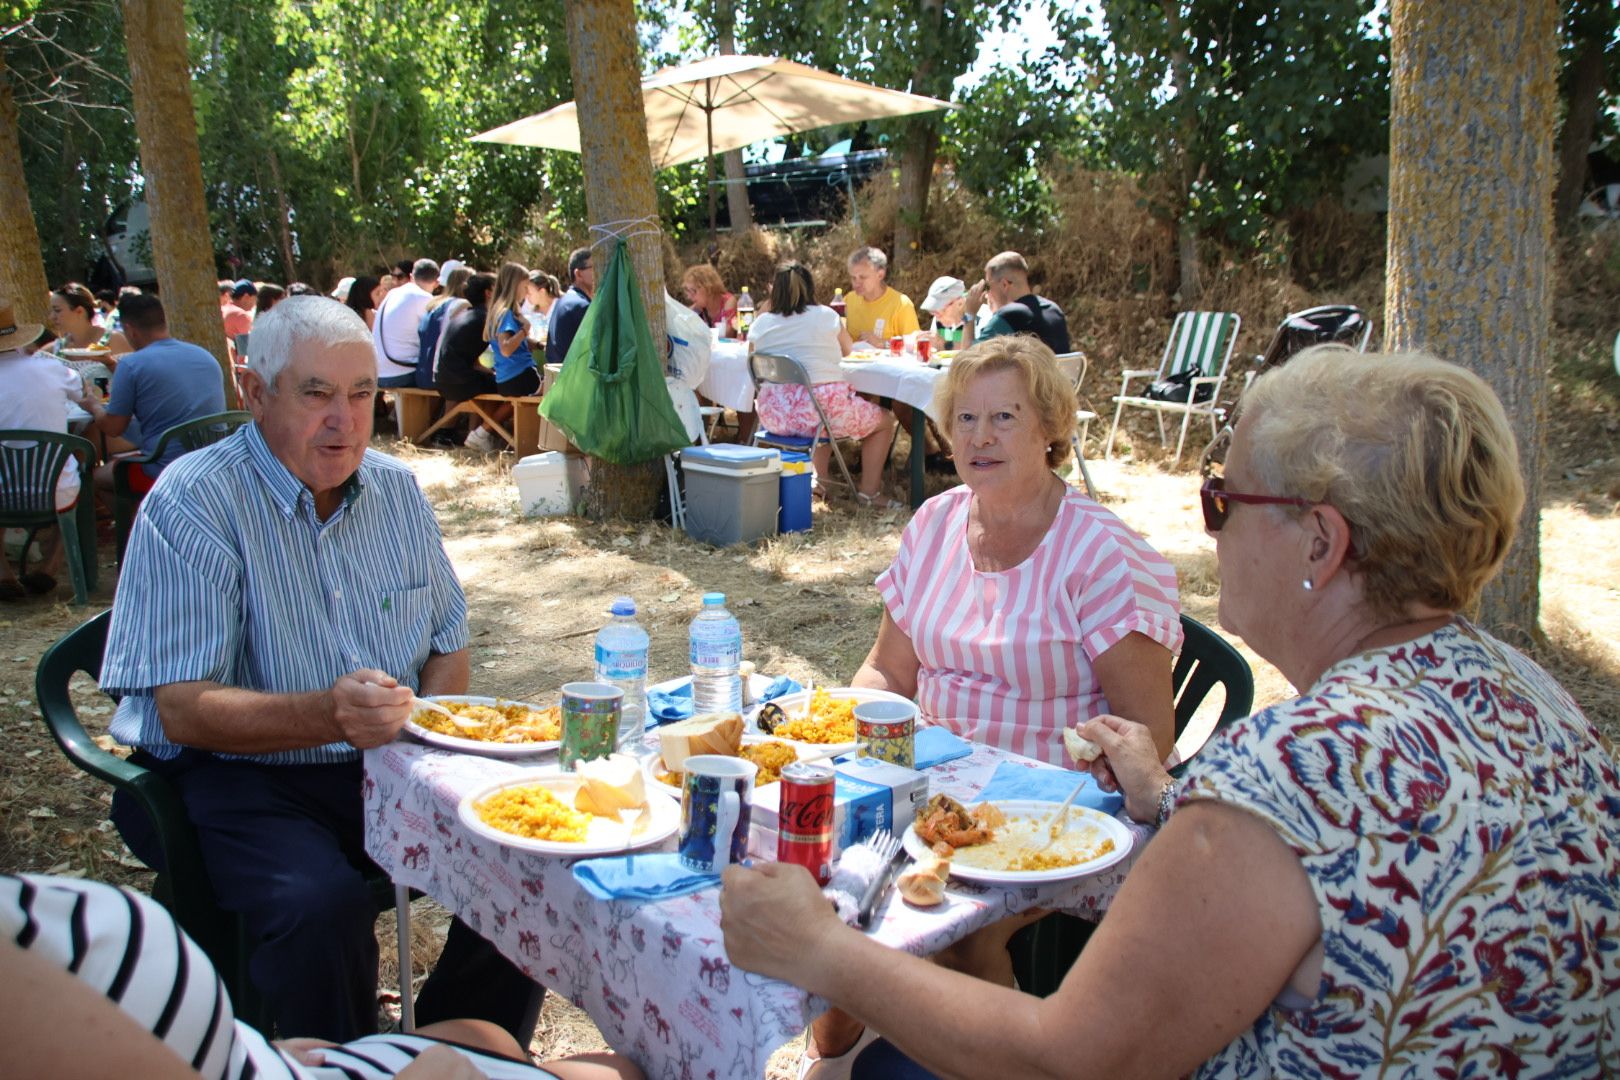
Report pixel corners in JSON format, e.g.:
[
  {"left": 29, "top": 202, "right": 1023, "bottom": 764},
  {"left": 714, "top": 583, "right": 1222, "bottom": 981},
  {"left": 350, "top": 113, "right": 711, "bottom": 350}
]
[
  {"left": 459, "top": 772, "right": 680, "bottom": 855},
  {"left": 405, "top": 695, "right": 561, "bottom": 758},
  {"left": 751, "top": 686, "right": 911, "bottom": 757}
]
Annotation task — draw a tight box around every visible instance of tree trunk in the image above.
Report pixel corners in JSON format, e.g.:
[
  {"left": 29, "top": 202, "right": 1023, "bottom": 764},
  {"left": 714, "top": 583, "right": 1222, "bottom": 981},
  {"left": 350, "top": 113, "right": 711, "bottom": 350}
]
[
  {"left": 893, "top": 118, "right": 938, "bottom": 281},
  {"left": 715, "top": 13, "right": 752, "bottom": 234},
  {"left": 1385, "top": 0, "right": 1556, "bottom": 645},
  {"left": 891, "top": 0, "right": 945, "bottom": 280},
  {"left": 266, "top": 145, "right": 299, "bottom": 282},
  {"left": 564, "top": 0, "right": 669, "bottom": 520},
  {"left": 1552, "top": 27, "right": 1606, "bottom": 228},
  {"left": 122, "top": 0, "right": 237, "bottom": 408},
  {"left": 0, "top": 48, "right": 50, "bottom": 324},
  {"left": 1165, "top": 0, "right": 1202, "bottom": 305}
]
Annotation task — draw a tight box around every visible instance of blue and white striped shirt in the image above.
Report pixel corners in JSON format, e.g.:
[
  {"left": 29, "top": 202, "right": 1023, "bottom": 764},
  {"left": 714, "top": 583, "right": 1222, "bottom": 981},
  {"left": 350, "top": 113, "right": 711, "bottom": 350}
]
[{"left": 103, "top": 423, "right": 468, "bottom": 764}]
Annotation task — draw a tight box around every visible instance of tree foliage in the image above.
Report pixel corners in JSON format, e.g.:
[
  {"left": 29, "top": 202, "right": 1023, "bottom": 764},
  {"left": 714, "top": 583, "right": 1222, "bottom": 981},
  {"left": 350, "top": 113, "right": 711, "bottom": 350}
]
[{"left": 1082, "top": 0, "right": 1390, "bottom": 251}]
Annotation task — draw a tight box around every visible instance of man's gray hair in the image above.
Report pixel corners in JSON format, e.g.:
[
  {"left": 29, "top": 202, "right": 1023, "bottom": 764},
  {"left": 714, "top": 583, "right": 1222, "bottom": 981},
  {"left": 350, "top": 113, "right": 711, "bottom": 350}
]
[
  {"left": 247, "top": 296, "right": 375, "bottom": 388},
  {"left": 847, "top": 246, "right": 888, "bottom": 272}
]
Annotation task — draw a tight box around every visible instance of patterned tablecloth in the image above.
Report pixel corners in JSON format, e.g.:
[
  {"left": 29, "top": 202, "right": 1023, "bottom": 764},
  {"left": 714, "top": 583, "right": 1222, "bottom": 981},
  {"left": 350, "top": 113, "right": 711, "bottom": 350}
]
[{"left": 364, "top": 738, "right": 1152, "bottom": 1080}]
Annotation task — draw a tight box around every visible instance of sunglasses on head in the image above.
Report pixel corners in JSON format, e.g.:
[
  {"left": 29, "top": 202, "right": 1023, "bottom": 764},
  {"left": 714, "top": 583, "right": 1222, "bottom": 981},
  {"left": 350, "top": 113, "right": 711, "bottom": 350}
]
[{"left": 1199, "top": 476, "right": 1314, "bottom": 532}]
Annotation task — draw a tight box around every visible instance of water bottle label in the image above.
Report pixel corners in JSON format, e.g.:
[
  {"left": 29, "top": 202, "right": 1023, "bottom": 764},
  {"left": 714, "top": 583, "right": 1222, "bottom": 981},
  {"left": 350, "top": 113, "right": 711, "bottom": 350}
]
[
  {"left": 595, "top": 643, "right": 647, "bottom": 679},
  {"left": 690, "top": 636, "right": 740, "bottom": 668}
]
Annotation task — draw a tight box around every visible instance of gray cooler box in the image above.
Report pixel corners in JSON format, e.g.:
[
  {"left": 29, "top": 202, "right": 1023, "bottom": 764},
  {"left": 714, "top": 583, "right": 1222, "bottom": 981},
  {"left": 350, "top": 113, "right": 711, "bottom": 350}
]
[{"left": 681, "top": 445, "right": 781, "bottom": 546}]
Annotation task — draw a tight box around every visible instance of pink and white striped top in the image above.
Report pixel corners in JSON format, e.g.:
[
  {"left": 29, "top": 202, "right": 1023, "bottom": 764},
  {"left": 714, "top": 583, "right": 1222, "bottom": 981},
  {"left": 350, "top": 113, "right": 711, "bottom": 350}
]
[{"left": 876, "top": 485, "right": 1183, "bottom": 766}]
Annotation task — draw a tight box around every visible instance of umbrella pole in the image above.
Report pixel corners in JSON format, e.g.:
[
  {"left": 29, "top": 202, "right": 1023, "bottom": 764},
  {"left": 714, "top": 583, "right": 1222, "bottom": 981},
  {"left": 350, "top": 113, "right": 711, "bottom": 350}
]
[{"left": 706, "top": 104, "right": 718, "bottom": 237}]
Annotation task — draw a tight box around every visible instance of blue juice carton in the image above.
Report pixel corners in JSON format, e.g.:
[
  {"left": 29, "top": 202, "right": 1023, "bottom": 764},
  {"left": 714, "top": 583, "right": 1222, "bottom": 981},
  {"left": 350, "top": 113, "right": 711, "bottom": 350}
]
[{"left": 749, "top": 755, "right": 929, "bottom": 860}]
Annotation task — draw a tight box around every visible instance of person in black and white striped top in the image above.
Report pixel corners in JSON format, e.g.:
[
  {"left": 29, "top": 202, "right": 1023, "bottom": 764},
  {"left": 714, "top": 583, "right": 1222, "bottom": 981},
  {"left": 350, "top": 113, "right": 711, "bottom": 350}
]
[{"left": 0, "top": 874, "right": 640, "bottom": 1080}]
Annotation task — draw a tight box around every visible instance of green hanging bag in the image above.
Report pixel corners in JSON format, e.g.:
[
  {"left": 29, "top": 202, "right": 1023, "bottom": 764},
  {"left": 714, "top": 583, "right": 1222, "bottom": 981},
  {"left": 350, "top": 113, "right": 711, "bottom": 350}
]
[{"left": 539, "top": 239, "right": 691, "bottom": 464}]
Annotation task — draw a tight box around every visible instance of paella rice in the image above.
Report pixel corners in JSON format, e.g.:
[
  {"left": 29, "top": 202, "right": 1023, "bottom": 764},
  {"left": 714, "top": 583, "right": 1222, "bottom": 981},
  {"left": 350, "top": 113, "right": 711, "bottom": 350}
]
[
  {"left": 414, "top": 700, "right": 561, "bottom": 744},
  {"left": 474, "top": 785, "right": 590, "bottom": 842},
  {"left": 770, "top": 689, "right": 856, "bottom": 744}
]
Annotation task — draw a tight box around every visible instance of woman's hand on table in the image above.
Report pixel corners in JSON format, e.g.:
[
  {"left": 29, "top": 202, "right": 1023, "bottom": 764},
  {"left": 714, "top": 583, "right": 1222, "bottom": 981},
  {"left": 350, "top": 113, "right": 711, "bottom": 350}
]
[
  {"left": 720, "top": 862, "right": 846, "bottom": 984},
  {"left": 1081, "top": 714, "right": 1173, "bottom": 825}
]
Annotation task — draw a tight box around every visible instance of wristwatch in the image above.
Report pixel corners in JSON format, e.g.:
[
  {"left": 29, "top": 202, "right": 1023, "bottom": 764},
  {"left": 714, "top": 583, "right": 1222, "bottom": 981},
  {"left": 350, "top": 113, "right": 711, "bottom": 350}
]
[
  {"left": 961, "top": 312, "right": 976, "bottom": 324},
  {"left": 1155, "top": 778, "right": 1177, "bottom": 827}
]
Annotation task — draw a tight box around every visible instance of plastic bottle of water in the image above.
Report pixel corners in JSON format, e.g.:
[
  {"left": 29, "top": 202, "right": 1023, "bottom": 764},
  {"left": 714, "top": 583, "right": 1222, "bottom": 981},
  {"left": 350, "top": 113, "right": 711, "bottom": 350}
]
[
  {"left": 689, "top": 592, "right": 743, "bottom": 713},
  {"left": 594, "top": 597, "right": 649, "bottom": 749}
]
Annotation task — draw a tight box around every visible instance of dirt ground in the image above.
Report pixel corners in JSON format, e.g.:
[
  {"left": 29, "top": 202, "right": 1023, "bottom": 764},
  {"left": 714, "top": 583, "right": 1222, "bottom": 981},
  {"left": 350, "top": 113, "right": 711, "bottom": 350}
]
[{"left": 2, "top": 429, "right": 1616, "bottom": 1076}]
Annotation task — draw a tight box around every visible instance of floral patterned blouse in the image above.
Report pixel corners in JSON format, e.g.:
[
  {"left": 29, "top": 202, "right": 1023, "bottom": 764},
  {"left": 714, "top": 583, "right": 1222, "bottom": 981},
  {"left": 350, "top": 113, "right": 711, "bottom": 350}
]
[{"left": 1180, "top": 618, "right": 1620, "bottom": 1076}]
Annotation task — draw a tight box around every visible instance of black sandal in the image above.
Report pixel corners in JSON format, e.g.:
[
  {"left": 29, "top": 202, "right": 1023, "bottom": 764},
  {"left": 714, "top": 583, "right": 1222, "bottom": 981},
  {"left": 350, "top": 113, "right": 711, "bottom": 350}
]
[{"left": 20, "top": 572, "right": 57, "bottom": 595}]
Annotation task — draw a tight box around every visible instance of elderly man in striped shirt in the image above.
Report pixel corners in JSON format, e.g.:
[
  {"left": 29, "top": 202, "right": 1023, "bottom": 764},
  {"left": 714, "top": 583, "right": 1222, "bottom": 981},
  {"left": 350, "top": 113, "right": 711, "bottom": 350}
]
[{"left": 100, "top": 296, "right": 539, "bottom": 1043}]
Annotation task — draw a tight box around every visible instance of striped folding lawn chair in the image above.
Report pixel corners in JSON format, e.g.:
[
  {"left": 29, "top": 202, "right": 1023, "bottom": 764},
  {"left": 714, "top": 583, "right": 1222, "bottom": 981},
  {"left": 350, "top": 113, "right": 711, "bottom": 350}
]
[{"left": 1105, "top": 310, "right": 1241, "bottom": 467}]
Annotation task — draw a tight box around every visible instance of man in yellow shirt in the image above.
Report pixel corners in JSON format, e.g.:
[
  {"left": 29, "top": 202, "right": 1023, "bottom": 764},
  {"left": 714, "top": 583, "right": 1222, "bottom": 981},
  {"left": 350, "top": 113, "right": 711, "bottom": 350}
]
[{"left": 844, "top": 247, "right": 919, "bottom": 348}]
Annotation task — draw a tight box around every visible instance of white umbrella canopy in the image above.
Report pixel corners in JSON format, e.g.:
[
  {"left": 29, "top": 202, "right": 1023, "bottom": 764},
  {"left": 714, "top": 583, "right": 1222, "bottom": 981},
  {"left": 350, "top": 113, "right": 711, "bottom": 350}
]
[{"left": 472, "top": 55, "right": 955, "bottom": 169}]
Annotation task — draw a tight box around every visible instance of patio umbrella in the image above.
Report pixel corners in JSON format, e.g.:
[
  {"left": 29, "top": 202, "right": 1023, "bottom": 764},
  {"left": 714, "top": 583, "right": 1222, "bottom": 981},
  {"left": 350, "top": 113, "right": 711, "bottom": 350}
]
[{"left": 472, "top": 55, "right": 956, "bottom": 231}]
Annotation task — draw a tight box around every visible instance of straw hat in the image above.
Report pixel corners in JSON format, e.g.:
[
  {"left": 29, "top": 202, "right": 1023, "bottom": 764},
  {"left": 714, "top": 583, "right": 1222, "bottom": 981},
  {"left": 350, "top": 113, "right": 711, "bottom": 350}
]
[{"left": 0, "top": 296, "right": 46, "bottom": 353}]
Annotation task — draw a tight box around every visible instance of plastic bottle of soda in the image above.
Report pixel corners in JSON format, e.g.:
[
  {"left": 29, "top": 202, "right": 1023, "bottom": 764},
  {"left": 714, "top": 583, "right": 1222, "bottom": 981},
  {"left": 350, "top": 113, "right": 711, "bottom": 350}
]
[
  {"left": 830, "top": 287, "right": 846, "bottom": 319},
  {"left": 689, "top": 592, "right": 742, "bottom": 713},
  {"left": 594, "top": 596, "right": 649, "bottom": 748},
  {"left": 735, "top": 287, "right": 754, "bottom": 340}
]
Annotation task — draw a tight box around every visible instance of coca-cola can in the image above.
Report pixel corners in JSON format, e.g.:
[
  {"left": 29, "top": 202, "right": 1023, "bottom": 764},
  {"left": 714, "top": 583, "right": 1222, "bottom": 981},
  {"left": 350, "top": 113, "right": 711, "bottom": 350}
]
[{"left": 777, "top": 761, "right": 836, "bottom": 884}]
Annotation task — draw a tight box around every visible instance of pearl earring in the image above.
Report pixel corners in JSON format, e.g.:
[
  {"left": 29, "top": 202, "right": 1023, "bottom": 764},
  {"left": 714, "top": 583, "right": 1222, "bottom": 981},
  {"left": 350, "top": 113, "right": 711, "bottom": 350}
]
[{"left": 1302, "top": 579, "right": 1314, "bottom": 591}]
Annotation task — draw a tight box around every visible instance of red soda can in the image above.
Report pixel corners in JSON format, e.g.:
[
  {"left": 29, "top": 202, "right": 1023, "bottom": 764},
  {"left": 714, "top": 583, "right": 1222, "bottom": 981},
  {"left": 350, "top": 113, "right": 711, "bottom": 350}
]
[{"left": 778, "top": 761, "right": 836, "bottom": 884}]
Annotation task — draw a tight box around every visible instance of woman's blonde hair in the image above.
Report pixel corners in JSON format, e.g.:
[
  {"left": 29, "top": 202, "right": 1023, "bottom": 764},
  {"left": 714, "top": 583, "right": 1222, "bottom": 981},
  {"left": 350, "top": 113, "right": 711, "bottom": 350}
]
[
  {"left": 1240, "top": 347, "right": 1524, "bottom": 620},
  {"left": 484, "top": 261, "right": 529, "bottom": 342},
  {"left": 933, "top": 336, "right": 1077, "bottom": 468},
  {"left": 682, "top": 263, "right": 726, "bottom": 298}
]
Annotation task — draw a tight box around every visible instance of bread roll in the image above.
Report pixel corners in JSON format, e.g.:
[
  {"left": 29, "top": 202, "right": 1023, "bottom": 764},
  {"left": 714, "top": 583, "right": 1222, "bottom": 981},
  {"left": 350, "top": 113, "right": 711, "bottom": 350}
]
[
  {"left": 658, "top": 711, "right": 744, "bottom": 772},
  {"left": 897, "top": 852, "right": 950, "bottom": 906},
  {"left": 573, "top": 754, "right": 647, "bottom": 816},
  {"left": 1063, "top": 726, "right": 1102, "bottom": 764}
]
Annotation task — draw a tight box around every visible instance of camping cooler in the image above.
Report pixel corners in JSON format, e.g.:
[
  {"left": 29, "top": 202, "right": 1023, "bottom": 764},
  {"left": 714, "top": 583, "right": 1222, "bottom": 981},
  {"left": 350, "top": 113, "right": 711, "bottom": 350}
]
[
  {"left": 778, "top": 451, "right": 813, "bottom": 533},
  {"left": 681, "top": 445, "right": 781, "bottom": 546},
  {"left": 513, "top": 451, "right": 584, "bottom": 516}
]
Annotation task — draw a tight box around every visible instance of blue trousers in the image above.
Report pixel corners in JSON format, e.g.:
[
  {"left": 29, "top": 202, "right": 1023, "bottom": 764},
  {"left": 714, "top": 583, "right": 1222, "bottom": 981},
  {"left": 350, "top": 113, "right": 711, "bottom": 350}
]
[{"left": 114, "top": 751, "right": 539, "bottom": 1042}]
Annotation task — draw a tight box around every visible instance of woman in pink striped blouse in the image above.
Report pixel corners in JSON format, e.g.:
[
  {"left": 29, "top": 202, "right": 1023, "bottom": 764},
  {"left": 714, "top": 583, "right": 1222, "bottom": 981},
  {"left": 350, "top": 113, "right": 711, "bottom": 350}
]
[
  {"left": 854, "top": 335, "right": 1183, "bottom": 767},
  {"left": 795, "top": 337, "right": 1185, "bottom": 1077}
]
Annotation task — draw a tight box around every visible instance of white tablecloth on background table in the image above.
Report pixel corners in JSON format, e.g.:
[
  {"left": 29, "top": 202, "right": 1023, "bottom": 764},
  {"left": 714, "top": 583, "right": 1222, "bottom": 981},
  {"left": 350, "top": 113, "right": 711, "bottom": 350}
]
[
  {"left": 697, "top": 341, "right": 756, "bottom": 413},
  {"left": 838, "top": 356, "right": 944, "bottom": 422},
  {"left": 365, "top": 736, "right": 1150, "bottom": 1080},
  {"left": 696, "top": 344, "right": 945, "bottom": 424}
]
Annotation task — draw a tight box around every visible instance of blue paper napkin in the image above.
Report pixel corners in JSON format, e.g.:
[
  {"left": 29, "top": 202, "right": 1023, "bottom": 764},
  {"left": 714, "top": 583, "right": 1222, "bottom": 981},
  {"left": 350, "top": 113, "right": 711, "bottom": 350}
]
[
  {"left": 914, "top": 726, "right": 974, "bottom": 770},
  {"left": 645, "top": 676, "right": 803, "bottom": 726},
  {"left": 974, "top": 760, "right": 1124, "bottom": 816},
  {"left": 571, "top": 852, "right": 719, "bottom": 901}
]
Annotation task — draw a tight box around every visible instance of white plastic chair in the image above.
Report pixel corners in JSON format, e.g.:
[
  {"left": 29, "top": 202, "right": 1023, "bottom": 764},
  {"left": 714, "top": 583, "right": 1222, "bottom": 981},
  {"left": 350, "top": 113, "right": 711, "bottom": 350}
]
[{"left": 1053, "top": 351, "right": 1098, "bottom": 499}]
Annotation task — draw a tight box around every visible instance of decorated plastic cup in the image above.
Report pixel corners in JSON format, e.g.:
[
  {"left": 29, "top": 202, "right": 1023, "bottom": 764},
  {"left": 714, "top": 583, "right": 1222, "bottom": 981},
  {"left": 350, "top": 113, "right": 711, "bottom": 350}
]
[
  {"left": 559, "top": 682, "right": 622, "bottom": 770},
  {"left": 854, "top": 699, "right": 917, "bottom": 768},
  {"left": 679, "top": 755, "right": 757, "bottom": 873}
]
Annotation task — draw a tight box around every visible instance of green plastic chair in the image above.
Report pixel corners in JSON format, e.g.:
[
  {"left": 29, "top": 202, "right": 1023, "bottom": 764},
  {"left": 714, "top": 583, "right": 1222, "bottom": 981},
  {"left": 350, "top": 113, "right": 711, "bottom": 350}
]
[
  {"left": 113, "top": 411, "right": 251, "bottom": 563},
  {"left": 0, "top": 429, "right": 98, "bottom": 603},
  {"left": 1009, "top": 613, "right": 1256, "bottom": 997},
  {"left": 36, "top": 611, "right": 544, "bottom": 1039},
  {"left": 33, "top": 609, "right": 275, "bottom": 1027}
]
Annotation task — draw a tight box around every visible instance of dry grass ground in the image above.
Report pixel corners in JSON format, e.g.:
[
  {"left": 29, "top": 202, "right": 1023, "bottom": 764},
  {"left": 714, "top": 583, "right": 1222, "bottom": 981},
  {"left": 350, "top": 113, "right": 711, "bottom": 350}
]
[{"left": 2, "top": 430, "right": 1615, "bottom": 1076}]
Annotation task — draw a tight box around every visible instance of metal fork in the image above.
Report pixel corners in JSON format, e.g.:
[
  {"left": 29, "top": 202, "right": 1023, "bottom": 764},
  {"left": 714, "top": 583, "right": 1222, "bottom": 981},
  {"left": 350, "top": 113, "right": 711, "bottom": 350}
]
[{"left": 855, "top": 829, "right": 904, "bottom": 928}]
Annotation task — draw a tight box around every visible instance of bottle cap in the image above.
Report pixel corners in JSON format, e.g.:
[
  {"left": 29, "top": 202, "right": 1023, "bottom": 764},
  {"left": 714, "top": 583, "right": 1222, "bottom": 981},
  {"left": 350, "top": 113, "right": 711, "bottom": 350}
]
[
  {"left": 610, "top": 596, "right": 636, "bottom": 616},
  {"left": 702, "top": 591, "right": 726, "bottom": 605}
]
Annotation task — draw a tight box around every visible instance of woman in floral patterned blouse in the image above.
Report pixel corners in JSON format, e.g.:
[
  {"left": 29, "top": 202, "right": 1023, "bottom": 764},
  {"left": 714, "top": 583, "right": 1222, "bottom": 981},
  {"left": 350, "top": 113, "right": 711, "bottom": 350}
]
[{"left": 720, "top": 348, "right": 1620, "bottom": 1078}]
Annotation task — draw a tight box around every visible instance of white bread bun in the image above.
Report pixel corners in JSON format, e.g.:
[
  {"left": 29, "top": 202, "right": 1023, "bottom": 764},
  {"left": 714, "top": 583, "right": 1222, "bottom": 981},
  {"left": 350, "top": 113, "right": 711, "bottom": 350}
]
[
  {"left": 1063, "top": 726, "right": 1102, "bottom": 764},
  {"left": 897, "top": 852, "right": 951, "bottom": 906},
  {"left": 657, "top": 711, "right": 744, "bottom": 773}
]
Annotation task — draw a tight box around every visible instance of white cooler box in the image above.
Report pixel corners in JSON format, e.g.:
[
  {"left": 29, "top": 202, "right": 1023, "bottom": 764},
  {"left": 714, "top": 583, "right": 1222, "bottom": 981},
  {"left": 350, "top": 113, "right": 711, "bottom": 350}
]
[
  {"left": 514, "top": 451, "right": 586, "bottom": 516},
  {"left": 681, "top": 445, "right": 781, "bottom": 546}
]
